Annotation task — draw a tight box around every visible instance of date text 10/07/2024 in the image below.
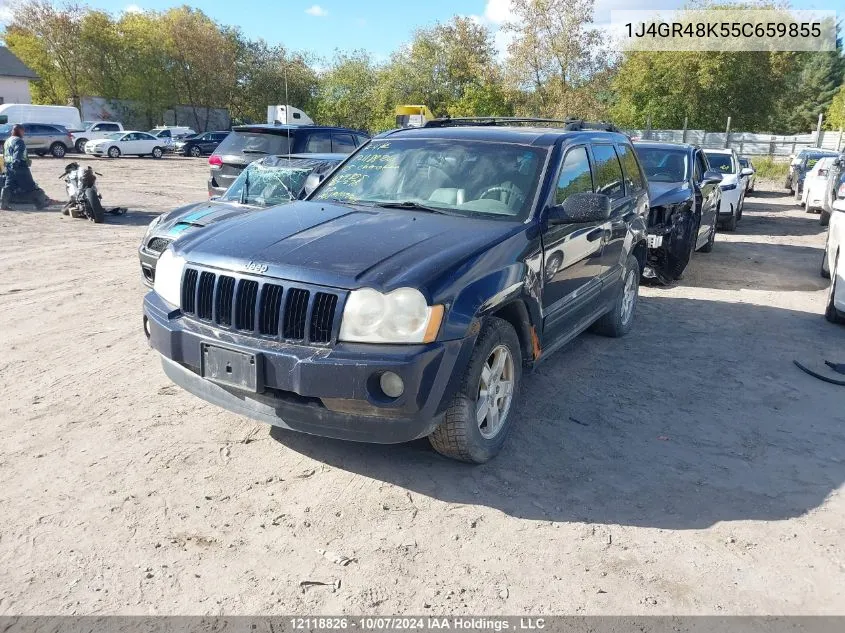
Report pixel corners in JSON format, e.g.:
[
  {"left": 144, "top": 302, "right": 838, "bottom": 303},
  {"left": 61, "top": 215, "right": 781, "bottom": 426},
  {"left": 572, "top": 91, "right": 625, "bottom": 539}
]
[{"left": 290, "top": 618, "right": 547, "bottom": 631}]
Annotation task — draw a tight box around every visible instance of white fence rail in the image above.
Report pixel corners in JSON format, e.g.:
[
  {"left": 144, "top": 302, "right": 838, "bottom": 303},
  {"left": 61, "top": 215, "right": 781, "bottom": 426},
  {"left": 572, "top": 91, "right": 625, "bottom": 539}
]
[{"left": 625, "top": 128, "right": 845, "bottom": 156}]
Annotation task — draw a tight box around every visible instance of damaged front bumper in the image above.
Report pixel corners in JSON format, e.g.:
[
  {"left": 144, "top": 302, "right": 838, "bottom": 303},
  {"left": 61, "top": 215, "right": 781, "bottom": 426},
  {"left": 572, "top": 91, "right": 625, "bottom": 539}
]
[
  {"left": 643, "top": 209, "right": 695, "bottom": 282},
  {"left": 143, "top": 291, "right": 471, "bottom": 444}
]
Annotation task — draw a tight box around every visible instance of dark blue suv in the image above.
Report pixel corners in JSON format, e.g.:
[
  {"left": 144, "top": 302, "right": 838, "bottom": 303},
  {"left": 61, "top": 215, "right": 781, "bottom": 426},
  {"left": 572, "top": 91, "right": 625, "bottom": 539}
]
[{"left": 144, "top": 118, "right": 649, "bottom": 463}]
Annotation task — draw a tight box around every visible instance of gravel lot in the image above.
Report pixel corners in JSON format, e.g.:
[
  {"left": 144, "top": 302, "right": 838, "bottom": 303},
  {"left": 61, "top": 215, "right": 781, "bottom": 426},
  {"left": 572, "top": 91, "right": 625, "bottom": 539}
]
[{"left": 1, "top": 156, "right": 844, "bottom": 615}]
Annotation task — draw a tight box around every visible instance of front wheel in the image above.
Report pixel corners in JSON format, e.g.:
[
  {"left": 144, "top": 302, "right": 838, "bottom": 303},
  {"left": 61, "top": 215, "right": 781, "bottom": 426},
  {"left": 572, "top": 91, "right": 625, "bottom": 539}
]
[
  {"left": 151, "top": 147, "right": 163, "bottom": 159},
  {"left": 85, "top": 188, "right": 104, "bottom": 223},
  {"left": 699, "top": 220, "right": 716, "bottom": 253},
  {"left": 820, "top": 209, "right": 831, "bottom": 226},
  {"left": 591, "top": 253, "right": 640, "bottom": 338},
  {"left": 189, "top": 145, "right": 201, "bottom": 158},
  {"left": 107, "top": 146, "right": 121, "bottom": 159},
  {"left": 429, "top": 317, "right": 522, "bottom": 464},
  {"left": 75, "top": 138, "right": 88, "bottom": 153}
]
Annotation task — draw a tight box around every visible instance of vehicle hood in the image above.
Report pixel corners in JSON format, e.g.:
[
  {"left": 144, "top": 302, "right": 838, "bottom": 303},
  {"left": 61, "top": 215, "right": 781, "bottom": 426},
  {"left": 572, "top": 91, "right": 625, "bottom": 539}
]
[
  {"left": 173, "top": 201, "right": 519, "bottom": 292},
  {"left": 152, "top": 200, "right": 261, "bottom": 239},
  {"left": 647, "top": 181, "right": 691, "bottom": 207},
  {"left": 87, "top": 138, "right": 115, "bottom": 147}
]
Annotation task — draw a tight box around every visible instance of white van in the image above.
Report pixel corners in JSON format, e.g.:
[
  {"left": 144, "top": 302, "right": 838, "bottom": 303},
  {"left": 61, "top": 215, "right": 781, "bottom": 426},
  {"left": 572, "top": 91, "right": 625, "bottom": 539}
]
[{"left": 0, "top": 104, "right": 83, "bottom": 131}]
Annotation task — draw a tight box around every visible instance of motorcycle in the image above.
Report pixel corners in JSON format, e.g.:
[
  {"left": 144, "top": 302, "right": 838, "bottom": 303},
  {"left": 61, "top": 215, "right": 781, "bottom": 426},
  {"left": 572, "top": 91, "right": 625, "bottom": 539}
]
[{"left": 59, "top": 162, "right": 115, "bottom": 223}]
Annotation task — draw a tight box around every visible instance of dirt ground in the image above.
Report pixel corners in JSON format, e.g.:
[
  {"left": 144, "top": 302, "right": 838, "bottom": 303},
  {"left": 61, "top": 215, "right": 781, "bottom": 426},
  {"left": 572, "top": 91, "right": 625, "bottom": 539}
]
[{"left": 1, "top": 156, "right": 844, "bottom": 616}]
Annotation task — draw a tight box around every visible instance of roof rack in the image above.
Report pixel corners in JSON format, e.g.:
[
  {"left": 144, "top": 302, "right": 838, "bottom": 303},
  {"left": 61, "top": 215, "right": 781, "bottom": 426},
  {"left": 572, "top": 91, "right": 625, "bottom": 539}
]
[{"left": 421, "top": 116, "right": 620, "bottom": 132}]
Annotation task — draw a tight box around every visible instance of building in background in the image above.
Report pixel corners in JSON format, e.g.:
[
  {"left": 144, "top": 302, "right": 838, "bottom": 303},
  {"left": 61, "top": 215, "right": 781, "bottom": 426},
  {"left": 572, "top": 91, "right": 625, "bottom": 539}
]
[{"left": 0, "top": 47, "right": 38, "bottom": 104}]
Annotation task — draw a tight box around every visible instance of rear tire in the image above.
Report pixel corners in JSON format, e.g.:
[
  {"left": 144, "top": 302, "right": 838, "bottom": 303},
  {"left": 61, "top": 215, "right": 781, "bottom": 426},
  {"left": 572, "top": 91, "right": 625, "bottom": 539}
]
[
  {"left": 429, "top": 317, "right": 522, "bottom": 464},
  {"left": 591, "top": 253, "right": 640, "bottom": 338},
  {"left": 85, "top": 187, "right": 104, "bottom": 223},
  {"left": 50, "top": 142, "right": 66, "bottom": 158},
  {"left": 825, "top": 252, "right": 845, "bottom": 324}
]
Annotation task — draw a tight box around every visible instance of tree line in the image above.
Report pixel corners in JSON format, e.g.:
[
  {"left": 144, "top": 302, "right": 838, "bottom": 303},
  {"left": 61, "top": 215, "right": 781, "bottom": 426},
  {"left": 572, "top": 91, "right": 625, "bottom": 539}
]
[{"left": 2, "top": 0, "right": 843, "bottom": 133}]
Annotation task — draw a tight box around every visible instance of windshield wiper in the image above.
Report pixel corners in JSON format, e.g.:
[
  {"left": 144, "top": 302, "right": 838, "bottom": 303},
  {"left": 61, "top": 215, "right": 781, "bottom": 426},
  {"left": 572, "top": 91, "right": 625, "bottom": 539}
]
[
  {"left": 374, "top": 201, "right": 450, "bottom": 215},
  {"left": 242, "top": 149, "right": 268, "bottom": 154}
]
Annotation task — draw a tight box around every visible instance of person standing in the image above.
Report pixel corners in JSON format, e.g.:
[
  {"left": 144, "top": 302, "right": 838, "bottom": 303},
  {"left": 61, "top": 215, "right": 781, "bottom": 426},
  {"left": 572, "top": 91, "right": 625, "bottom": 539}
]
[{"left": 2, "top": 124, "right": 46, "bottom": 210}]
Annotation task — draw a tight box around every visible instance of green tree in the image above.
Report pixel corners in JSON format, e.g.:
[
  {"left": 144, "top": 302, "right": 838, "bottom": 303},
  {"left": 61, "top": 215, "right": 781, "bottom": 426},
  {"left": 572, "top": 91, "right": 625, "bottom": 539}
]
[
  {"left": 828, "top": 85, "right": 845, "bottom": 130},
  {"left": 314, "top": 50, "right": 380, "bottom": 131}
]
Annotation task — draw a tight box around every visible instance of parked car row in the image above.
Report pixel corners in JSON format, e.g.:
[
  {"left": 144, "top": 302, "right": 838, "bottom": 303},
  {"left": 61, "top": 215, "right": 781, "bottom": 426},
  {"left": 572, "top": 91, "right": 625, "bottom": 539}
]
[{"left": 820, "top": 155, "right": 845, "bottom": 323}]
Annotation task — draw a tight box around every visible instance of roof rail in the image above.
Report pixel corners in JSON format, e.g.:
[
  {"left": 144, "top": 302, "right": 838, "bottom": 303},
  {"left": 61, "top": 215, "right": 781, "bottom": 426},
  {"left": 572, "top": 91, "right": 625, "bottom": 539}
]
[{"left": 421, "top": 116, "right": 620, "bottom": 132}]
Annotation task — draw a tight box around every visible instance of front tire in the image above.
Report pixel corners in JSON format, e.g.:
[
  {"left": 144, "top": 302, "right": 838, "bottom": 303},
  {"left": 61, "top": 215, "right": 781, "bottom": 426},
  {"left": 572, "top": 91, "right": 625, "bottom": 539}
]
[
  {"left": 429, "top": 317, "right": 522, "bottom": 464},
  {"left": 699, "top": 220, "right": 716, "bottom": 253},
  {"left": 75, "top": 138, "right": 88, "bottom": 153},
  {"left": 721, "top": 208, "right": 737, "bottom": 232},
  {"left": 820, "top": 209, "right": 831, "bottom": 226},
  {"left": 107, "top": 146, "right": 121, "bottom": 159},
  {"left": 50, "top": 142, "right": 66, "bottom": 158},
  {"left": 151, "top": 147, "right": 163, "bottom": 159},
  {"left": 85, "top": 188, "right": 104, "bottom": 223},
  {"left": 591, "top": 253, "right": 640, "bottom": 338},
  {"left": 189, "top": 145, "right": 201, "bottom": 158},
  {"left": 825, "top": 252, "right": 845, "bottom": 324}
]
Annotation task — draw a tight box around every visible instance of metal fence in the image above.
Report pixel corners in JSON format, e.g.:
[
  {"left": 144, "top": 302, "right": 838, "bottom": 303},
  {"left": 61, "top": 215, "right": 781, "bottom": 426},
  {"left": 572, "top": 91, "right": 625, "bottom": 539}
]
[{"left": 625, "top": 128, "right": 845, "bottom": 157}]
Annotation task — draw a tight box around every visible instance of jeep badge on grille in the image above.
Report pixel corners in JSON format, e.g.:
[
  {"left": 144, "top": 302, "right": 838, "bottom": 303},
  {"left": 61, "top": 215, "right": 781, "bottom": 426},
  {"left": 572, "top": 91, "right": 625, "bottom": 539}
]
[{"left": 245, "top": 261, "right": 269, "bottom": 273}]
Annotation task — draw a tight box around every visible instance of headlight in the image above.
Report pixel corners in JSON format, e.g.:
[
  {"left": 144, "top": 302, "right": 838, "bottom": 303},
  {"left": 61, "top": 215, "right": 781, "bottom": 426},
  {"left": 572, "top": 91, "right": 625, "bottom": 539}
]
[
  {"left": 339, "top": 287, "right": 444, "bottom": 344},
  {"left": 153, "top": 247, "right": 186, "bottom": 308}
]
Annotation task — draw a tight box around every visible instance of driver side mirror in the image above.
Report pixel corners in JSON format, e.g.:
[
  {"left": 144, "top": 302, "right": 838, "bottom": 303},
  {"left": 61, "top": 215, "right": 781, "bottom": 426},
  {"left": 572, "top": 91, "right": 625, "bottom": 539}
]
[
  {"left": 702, "top": 170, "right": 724, "bottom": 185},
  {"left": 740, "top": 167, "right": 754, "bottom": 177},
  {"left": 547, "top": 192, "right": 611, "bottom": 224}
]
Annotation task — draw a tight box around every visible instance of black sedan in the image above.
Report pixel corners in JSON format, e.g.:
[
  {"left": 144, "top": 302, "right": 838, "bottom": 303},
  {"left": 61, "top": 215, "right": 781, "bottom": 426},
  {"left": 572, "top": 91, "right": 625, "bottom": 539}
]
[
  {"left": 174, "top": 131, "right": 229, "bottom": 157},
  {"left": 634, "top": 142, "right": 723, "bottom": 282}
]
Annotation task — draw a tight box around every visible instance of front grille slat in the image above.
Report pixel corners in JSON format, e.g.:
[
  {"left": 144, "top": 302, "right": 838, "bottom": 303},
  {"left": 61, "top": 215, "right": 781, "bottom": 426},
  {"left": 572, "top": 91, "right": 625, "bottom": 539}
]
[
  {"left": 214, "top": 276, "right": 235, "bottom": 326},
  {"left": 180, "top": 266, "right": 339, "bottom": 344},
  {"left": 309, "top": 292, "right": 338, "bottom": 343},
  {"left": 181, "top": 269, "right": 198, "bottom": 313},
  {"left": 197, "top": 272, "right": 215, "bottom": 320},
  {"left": 235, "top": 279, "right": 259, "bottom": 331},
  {"left": 283, "top": 288, "right": 310, "bottom": 340},
  {"left": 259, "top": 283, "right": 284, "bottom": 335}
]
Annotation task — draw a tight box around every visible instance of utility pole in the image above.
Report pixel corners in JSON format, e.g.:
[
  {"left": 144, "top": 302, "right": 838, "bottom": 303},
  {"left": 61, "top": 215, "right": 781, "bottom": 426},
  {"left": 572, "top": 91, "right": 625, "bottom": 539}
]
[
  {"left": 682, "top": 116, "right": 688, "bottom": 144},
  {"left": 724, "top": 116, "right": 731, "bottom": 149},
  {"left": 816, "top": 113, "right": 824, "bottom": 148}
]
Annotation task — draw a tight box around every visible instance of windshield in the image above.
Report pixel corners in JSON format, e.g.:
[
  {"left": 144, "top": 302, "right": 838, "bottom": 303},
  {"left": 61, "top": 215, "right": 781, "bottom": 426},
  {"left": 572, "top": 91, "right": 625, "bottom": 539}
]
[
  {"left": 216, "top": 131, "right": 293, "bottom": 156},
  {"left": 634, "top": 147, "right": 688, "bottom": 183},
  {"left": 705, "top": 152, "right": 734, "bottom": 174},
  {"left": 313, "top": 138, "right": 546, "bottom": 220},
  {"left": 221, "top": 158, "right": 327, "bottom": 207}
]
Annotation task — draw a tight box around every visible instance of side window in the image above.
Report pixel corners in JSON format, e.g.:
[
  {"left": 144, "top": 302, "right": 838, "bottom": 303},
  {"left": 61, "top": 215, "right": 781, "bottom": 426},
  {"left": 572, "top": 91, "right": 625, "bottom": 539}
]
[
  {"left": 554, "top": 146, "right": 593, "bottom": 204},
  {"left": 104, "top": 123, "right": 119, "bottom": 132},
  {"left": 354, "top": 134, "right": 369, "bottom": 147},
  {"left": 591, "top": 144, "right": 625, "bottom": 201},
  {"left": 331, "top": 133, "right": 356, "bottom": 154},
  {"left": 616, "top": 143, "right": 645, "bottom": 192},
  {"left": 92, "top": 123, "right": 104, "bottom": 131},
  {"left": 159, "top": 129, "right": 171, "bottom": 138},
  {"left": 304, "top": 131, "right": 332, "bottom": 153}
]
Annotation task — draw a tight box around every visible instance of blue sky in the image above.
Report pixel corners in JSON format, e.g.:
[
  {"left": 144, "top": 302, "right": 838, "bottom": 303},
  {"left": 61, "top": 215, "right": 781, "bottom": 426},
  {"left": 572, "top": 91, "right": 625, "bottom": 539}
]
[{"left": 1, "top": 0, "right": 838, "bottom": 60}]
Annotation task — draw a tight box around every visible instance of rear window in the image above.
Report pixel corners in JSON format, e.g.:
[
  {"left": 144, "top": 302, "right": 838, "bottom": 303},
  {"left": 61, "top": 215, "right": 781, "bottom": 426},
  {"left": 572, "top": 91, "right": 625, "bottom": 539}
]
[{"left": 216, "top": 131, "right": 293, "bottom": 157}]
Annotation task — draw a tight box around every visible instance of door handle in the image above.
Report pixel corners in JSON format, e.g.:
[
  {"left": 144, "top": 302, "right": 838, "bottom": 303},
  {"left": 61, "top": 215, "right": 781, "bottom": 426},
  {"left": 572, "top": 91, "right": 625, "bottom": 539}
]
[{"left": 587, "top": 228, "right": 604, "bottom": 242}]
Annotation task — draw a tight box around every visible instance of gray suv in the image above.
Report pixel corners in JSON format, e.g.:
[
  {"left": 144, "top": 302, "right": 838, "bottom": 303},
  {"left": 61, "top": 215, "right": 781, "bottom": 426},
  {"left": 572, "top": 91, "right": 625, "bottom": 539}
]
[
  {"left": 207, "top": 124, "right": 368, "bottom": 196},
  {"left": 0, "top": 123, "right": 73, "bottom": 158}
]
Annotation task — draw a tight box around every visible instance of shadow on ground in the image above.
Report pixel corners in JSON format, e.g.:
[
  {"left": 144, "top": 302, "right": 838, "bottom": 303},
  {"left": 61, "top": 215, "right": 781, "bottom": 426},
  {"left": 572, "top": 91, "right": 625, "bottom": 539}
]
[{"left": 270, "top": 295, "right": 845, "bottom": 529}]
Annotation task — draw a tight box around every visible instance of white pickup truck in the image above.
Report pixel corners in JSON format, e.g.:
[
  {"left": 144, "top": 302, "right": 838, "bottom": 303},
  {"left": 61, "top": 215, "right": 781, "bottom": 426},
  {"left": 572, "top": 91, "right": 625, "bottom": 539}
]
[{"left": 70, "top": 121, "right": 125, "bottom": 153}]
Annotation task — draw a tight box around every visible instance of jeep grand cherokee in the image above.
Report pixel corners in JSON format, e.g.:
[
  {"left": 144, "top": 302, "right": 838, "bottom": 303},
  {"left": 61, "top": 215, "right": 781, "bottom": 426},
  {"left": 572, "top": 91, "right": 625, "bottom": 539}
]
[{"left": 143, "top": 118, "right": 649, "bottom": 463}]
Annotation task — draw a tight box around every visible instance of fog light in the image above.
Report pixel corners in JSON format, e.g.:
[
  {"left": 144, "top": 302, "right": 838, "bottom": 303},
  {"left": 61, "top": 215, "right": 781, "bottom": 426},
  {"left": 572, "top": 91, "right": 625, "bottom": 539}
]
[{"left": 380, "top": 372, "right": 404, "bottom": 398}]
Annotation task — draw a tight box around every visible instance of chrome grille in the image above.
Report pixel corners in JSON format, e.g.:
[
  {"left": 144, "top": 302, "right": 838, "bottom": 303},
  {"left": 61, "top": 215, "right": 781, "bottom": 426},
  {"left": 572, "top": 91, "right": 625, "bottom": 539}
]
[{"left": 180, "top": 267, "right": 342, "bottom": 345}]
